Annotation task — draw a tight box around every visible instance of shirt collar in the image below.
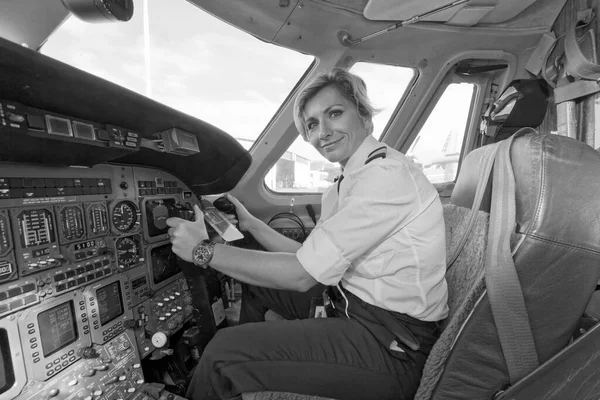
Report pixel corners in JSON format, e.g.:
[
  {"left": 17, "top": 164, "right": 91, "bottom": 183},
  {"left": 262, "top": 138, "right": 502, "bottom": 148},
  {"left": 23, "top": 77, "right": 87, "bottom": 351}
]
[{"left": 341, "top": 135, "right": 383, "bottom": 175}]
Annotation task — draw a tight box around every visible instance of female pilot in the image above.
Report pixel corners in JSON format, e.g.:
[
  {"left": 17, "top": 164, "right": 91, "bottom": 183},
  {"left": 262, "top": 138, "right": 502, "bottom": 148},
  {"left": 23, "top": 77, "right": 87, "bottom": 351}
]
[{"left": 167, "top": 68, "right": 448, "bottom": 400}]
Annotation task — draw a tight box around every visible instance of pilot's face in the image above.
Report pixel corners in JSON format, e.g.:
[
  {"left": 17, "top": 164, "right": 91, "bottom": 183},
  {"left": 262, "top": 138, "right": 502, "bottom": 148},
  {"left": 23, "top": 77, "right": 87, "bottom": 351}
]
[{"left": 304, "top": 85, "right": 370, "bottom": 167}]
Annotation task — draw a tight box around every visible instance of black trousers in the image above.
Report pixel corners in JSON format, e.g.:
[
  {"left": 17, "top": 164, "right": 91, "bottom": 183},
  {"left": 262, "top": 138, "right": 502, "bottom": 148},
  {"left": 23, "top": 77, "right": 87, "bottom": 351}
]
[{"left": 185, "top": 283, "right": 437, "bottom": 400}]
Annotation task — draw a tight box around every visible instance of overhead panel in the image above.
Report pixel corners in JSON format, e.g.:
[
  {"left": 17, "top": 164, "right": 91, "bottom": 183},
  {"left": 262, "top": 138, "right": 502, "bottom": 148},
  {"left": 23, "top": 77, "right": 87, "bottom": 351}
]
[{"left": 363, "top": 0, "right": 539, "bottom": 26}]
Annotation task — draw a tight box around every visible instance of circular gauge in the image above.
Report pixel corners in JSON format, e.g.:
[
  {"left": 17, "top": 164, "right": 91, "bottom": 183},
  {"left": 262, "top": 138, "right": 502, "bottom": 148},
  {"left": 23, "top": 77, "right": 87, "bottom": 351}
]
[
  {"left": 112, "top": 201, "right": 139, "bottom": 233},
  {"left": 88, "top": 203, "right": 109, "bottom": 236},
  {"left": 115, "top": 236, "right": 141, "bottom": 268}
]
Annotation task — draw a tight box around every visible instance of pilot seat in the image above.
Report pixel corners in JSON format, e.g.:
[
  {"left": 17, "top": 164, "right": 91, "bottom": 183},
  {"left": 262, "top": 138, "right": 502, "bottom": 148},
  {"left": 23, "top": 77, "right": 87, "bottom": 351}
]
[{"left": 242, "top": 130, "right": 600, "bottom": 400}]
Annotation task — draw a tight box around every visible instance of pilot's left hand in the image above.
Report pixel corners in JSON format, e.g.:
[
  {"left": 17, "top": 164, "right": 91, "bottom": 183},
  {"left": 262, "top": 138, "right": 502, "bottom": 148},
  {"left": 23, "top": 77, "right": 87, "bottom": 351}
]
[{"left": 166, "top": 204, "right": 209, "bottom": 262}]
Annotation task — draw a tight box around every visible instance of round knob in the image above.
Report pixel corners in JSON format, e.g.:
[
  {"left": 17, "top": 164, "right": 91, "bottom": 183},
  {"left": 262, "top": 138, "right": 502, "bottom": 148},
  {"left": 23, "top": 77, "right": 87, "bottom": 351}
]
[
  {"left": 151, "top": 332, "right": 168, "bottom": 348},
  {"left": 78, "top": 347, "right": 98, "bottom": 359},
  {"left": 120, "top": 181, "right": 128, "bottom": 190},
  {"left": 7, "top": 113, "right": 25, "bottom": 123},
  {"left": 79, "top": 369, "right": 95, "bottom": 378},
  {"left": 44, "top": 388, "right": 60, "bottom": 400},
  {"left": 123, "top": 319, "right": 137, "bottom": 329}
]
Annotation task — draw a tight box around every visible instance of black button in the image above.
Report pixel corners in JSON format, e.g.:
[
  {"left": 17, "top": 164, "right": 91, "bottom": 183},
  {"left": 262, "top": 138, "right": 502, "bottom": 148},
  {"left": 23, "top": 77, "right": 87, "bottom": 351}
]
[
  {"left": 56, "top": 284, "right": 66, "bottom": 292},
  {"left": 86, "top": 275, "right": 95, "bottom": 282},
  {"left": 9, "top": 299, "right": 23, "bottom": 309},
  {"left": 67, "top": 281, "right": 77, "bottom": 288},
  {"left": 76, "top": 277, "right": 86, "bottom": 285},
  {"left": 9, "top": 178, "right": 23, "bottom": 188},
  {"left": 33, "top": 178, "right": 46, "bottom": 187},
  {"left": 65, "top": 270, "right": 76, "bottom": 278},
  {"left": 7, "top": 287, "right": 22, "bottom": 298},
  {"left": 102, "top": 259, "right": 110, "bottom": 266},
  {"left": 86, "top": 264, "right": 95, "bottom": 271},
  {"left": 22, "top": 283, "right": 36, "bottom": 293},
  {"left": 76, "top": 267, "right": 85, "bottom": 275},
  {"left": 26, "top": 114, "right": 46, "bottom": 131},
  {"left": 44, "top": 178, "right": 56, "bottom": 188},
  {"left": 0, "top": 292, "right": 7, "bottom": 301},
  {"left": 54, "top": 273, "right": 65, "bottom": 282}
]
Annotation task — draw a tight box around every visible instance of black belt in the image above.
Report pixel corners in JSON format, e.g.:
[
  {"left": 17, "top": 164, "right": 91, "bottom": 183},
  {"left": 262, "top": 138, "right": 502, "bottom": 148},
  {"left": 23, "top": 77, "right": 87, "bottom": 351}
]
[{"left": 326, "top": 286, "right": 440, "bottom": 354}]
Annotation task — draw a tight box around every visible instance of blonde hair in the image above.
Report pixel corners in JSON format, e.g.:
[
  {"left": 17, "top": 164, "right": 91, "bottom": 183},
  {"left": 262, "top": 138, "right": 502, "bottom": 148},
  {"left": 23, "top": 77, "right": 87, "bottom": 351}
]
[{"left": 293, "top": 68, "right": 377, "bottom": 140}]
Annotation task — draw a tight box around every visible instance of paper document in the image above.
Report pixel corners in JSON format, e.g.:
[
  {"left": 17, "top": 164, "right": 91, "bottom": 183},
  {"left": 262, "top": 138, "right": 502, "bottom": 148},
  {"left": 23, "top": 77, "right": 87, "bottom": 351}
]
[{"left": 201, "top": 199, "right": 244, "bottom": 242}]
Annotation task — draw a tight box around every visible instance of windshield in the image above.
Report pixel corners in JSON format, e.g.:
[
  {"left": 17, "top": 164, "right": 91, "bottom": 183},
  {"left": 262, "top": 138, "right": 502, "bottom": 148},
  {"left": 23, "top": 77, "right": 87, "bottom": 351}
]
[{"left": 41, "top": 0, "right": 314, "bottom": 149}]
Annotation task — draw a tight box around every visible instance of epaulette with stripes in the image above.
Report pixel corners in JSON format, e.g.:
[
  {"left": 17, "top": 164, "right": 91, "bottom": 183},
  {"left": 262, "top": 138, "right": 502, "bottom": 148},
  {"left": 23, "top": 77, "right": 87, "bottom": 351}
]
[
  {"left": 336, "top": 146, "right": 388, "bottom": 193},
  {"left": 365, "top": 146, "right": 387, "bottom": 165}
]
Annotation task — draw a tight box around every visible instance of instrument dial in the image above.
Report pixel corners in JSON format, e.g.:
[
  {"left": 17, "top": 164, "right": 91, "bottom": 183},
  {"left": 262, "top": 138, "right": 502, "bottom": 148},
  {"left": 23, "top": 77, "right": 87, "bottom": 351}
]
[
  {"left": 0, "top": 211, "right": 11, "bottom": 254},
  {"left": 88, "top": 203, "right": 109, "bottom": 236},
  {"left": 111, "top": 201, "right": 139, "bottom": 233},
  {"left": 115, "top": 235, "right": 141, "bottom": 269},
  {"left": 60, "top": 206, "right": 86, "bottom": 241}
]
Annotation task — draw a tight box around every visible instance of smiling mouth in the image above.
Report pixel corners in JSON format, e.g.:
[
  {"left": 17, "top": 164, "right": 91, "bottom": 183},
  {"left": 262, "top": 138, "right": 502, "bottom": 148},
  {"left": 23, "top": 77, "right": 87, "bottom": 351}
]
[{"left": 321, "top": 138, "right": 342, "bottom": 149}]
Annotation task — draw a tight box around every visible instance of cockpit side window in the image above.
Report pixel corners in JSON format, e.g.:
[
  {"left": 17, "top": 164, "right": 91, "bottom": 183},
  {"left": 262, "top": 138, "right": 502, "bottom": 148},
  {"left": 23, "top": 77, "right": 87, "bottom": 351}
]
[
  {"left": 406, "top": 83, "right": 475, "bottom": 184},
  {"left": 265, "top": 62, "right": 415, "bottom": 194}
]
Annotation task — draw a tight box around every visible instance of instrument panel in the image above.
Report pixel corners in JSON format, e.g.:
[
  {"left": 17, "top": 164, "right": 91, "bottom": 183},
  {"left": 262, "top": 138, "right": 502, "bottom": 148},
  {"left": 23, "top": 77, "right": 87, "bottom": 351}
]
[{"left": 0, "top": 163, "right": 214, "bottom": 400}]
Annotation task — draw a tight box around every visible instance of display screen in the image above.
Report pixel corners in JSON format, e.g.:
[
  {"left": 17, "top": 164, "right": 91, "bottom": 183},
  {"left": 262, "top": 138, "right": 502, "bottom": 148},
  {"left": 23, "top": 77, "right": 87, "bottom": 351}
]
[
  {"left": 37, "top": 301, "right": 78, "bottom": 357},
  {"left": 74, "top": 240, "right": 96, "bottom": 251},
  {"left": 0, "top": 329, "right": 15, "bottom": 396},
  {"left": 151, "top": 244, "right": 180, "bottom": 285},
  {"left": 97, "top": 281, "right": 124, "bottom": 326},
  {"left": 17, "top": 209, "right": 56, "bottom": 248}
]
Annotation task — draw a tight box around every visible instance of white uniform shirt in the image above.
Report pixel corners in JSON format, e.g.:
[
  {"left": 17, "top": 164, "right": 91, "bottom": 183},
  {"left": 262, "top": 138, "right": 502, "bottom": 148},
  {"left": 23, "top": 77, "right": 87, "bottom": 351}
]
[{"left": 296, "top": 135, "right": 448, "bottom": 321}]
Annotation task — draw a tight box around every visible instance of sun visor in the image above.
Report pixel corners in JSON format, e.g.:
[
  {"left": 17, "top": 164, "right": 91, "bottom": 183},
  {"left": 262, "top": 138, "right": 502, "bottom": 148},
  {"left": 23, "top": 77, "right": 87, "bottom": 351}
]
[{"left": 363, "top": 0, "right": 539, "bottom": 25}]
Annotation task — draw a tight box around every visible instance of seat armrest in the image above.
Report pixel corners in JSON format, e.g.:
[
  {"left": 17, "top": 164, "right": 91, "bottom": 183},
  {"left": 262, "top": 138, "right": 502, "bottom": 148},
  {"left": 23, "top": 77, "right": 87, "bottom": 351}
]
[{"left": 497, "top": 322, "right": 600, "bottom": 400}]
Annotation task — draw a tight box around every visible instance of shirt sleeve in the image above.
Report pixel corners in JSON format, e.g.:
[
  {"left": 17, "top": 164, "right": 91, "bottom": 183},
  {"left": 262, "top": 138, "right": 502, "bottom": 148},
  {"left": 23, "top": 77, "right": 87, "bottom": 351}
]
[{"left": 297, "top": 162, "right": 422, "bottom": 285}]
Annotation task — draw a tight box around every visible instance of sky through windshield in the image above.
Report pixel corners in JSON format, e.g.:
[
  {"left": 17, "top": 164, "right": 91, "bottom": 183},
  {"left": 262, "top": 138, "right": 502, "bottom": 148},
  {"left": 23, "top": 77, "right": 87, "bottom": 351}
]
[{"left": 41, "top": 0, "right": 314, "bottom": 147}]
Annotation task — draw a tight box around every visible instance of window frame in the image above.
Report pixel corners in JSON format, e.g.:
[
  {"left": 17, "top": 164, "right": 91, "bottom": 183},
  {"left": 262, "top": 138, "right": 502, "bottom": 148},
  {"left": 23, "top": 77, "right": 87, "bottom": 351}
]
[
  {"left": 263, "top": 61, "right": 418, "bottom": 195},
  {"left": 399, "top": 71, "right": 487, "bottom": 188}
]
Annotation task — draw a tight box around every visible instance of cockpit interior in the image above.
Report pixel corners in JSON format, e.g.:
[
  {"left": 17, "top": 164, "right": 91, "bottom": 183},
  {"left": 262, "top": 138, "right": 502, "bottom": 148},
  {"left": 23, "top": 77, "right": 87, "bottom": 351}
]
[{"left": 2, "top": 0, "right": 600, "bottom": 399}]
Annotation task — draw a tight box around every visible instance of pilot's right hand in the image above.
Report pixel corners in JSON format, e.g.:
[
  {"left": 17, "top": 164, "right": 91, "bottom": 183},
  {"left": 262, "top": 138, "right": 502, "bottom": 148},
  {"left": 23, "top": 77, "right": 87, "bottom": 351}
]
[{"left": 224, "top": 194, "right": 255, "bottom": 232}]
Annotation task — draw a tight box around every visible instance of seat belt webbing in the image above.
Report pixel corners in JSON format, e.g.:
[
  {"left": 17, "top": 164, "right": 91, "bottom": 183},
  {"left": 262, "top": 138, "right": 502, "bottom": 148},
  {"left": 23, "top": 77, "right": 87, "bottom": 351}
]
[
  {"left": 447, "top": 141, "right": 501, "bottom": 269},
  {"left": 485, "top": 130, "right": 539, "bottom": 384}
]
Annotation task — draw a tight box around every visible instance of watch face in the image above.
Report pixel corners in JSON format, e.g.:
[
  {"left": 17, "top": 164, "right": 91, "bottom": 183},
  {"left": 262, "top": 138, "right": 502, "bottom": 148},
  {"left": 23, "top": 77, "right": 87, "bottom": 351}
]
[{"left": 193, "top": 241, "right": 213, "bottom": 266}]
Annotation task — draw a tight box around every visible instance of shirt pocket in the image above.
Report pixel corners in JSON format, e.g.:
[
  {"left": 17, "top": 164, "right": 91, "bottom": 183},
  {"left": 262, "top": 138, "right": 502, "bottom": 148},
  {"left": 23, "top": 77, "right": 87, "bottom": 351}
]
[{"left": 352, "top": 248, "right": 396, "bottom": 279}]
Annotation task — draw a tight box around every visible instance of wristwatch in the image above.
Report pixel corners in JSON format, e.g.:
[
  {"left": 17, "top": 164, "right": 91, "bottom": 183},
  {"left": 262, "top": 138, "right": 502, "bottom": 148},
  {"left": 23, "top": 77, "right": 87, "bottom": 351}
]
[{"left": 192, "top": 239, "right": 216, "bottom": 268}]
